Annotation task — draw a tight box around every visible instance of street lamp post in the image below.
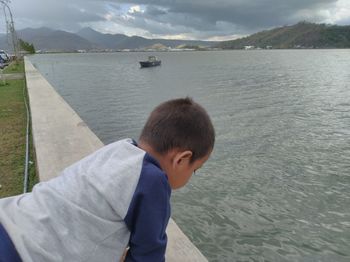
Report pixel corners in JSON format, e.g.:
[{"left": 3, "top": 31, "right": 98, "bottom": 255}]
[{"left": 1, "top": 0, "right": 20, "bottom": 60}]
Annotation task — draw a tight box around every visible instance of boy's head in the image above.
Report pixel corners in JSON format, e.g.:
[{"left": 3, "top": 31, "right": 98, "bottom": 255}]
[{"left": 139, "top": 97, "right": 215, "bottom": 189}]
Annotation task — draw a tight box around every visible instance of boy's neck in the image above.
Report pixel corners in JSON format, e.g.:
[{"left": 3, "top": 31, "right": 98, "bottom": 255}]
[{"left": 138, "top": 141, "right": 167, "bottom": 171}]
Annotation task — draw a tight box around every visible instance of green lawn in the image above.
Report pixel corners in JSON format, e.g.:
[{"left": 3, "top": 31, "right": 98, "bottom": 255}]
[
  {"left": 0, "top": 62, "right": 38, "bottom": 198},
  {"left": 3, "top": 60, "right": 25, "bottom": 74}
]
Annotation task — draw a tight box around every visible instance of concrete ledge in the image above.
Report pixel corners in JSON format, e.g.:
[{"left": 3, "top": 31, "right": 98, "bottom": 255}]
[
  {"left": 25, "top": 58, "right": 103, "bottom": 181},
  {"left": 24, "top": 57, "right": 208, "bottom": 261}
]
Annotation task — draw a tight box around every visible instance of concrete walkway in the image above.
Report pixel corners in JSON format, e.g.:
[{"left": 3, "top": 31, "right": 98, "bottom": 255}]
[{"left": 24, "top": 57, "right": 208, "bottom": 261}]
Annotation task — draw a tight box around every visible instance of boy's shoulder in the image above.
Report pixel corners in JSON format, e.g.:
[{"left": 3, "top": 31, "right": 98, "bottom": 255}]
[
  {"left": 84, "top": 138, "right": 169, "bottom": 189},
  {"left": 140, "top": 152, "right": 171, "bottom": 194},
  {"left": 79, "top": 138, "right": 144, "bottom": 168}
]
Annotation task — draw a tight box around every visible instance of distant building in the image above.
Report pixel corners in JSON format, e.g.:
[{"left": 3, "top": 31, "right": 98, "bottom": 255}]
[
  {"left": 244, "top": 45, "right": 255, "bottom": 50},
  {"left": 145, "top": 43, "right": 169, "bottom": 51}
]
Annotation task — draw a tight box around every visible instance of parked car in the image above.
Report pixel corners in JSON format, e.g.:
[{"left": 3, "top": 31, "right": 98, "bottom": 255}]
[
  {"left": 0, "top": 50, "right": 10, "bottom": 62},
  {"left": 0, "top": 50, "right": 10, "bottom": 69}
]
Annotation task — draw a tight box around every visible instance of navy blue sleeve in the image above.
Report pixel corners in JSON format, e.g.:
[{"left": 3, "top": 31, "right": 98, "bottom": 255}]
[
  {"left": 0, "top": 223, "right": 23, "bottom": 262},
  {"left": 124, "top": 154, "right": 171, "bottom": 262}
]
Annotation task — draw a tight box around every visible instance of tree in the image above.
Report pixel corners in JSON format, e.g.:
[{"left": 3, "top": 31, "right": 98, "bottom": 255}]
[{"left": 19, "top": 39, "right": 35, "bottom": 54}]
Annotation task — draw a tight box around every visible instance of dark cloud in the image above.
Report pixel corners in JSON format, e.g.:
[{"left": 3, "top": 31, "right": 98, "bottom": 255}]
[
  {"left": 12, "top": 0, "right": 102, "bottom": 22},
  {"left": 146, "top": 6, "right": 167, "bottom": 16},
  {"left": 7, "top": 0, "right": 348, "bottom": 39},
  {"left": 119, "top": 0, "right": 337, "bottom": 28},
  {"left": 10, "top": 0, "right": 104, "bottom": 31}
]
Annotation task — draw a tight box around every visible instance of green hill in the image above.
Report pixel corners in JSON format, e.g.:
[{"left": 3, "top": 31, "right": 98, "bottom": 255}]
[{"left": 217, "top": 22, "right": 350, "bottom": 49}]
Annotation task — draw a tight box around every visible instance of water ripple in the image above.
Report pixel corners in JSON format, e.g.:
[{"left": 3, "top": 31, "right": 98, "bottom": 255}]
[{"left": 30, "top": 50, "right": 350, "bottom": 262}]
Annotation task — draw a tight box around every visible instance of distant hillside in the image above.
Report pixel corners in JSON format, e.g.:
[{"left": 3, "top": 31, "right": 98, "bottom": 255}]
[
  {"left": 76, "top": 27, "right": 128, "bottom": 49},
  {"left": 3, "top": 23, "right": 348, "bottom": 52},
  {"left": 77, "top": 27, "right": 216, "bottom": 50},
  {"left": 16, "top": 27, "right": 95, "bottom": 52},
  {"left": 0, "top": 27, "right": 216, "bottom": 52},
  {"left": 217, "top": 22, "right": 350, "bottom": 49},
  {"left": 115, "top": 35, "right": 215, "bottom": 49}
]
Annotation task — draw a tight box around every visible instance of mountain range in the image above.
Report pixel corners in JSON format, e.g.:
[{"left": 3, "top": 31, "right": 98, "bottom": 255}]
[
  {"left": 0, "top": 27, "right": 216, "bottom": 52},
  {"left": 76, "top": 27, "right": 216, "bottom": 50},
  {"left": 218, "top": 22, "right": 350, "bottom": 49},
  {"left": 1, "top": 22, "right": 349, "bottom": 53}
]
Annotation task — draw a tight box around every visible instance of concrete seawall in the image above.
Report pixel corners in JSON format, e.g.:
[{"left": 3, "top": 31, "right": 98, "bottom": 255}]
[{"left": 24, "top": 57, "right": 208, "bottom": 261}]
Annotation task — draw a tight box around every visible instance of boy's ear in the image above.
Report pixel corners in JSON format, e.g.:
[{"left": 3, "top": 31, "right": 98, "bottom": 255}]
[{"left": 173, "top": 150, "right": 193, "bottom": 166}]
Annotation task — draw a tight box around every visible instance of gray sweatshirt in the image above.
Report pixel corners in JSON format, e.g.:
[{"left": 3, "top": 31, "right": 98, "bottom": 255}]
[{"left": 0, "top": 139, "right": 171, "bottom": 261}]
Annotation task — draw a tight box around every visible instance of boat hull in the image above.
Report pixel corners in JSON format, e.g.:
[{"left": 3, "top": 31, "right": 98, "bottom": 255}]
[{"left": 139, "top": 60, "right": 161, "bottom": 67}]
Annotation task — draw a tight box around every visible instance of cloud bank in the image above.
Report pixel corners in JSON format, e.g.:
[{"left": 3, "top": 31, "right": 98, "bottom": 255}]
[{"left": 6, "top": 0, "right": 350, "bottom": 40}]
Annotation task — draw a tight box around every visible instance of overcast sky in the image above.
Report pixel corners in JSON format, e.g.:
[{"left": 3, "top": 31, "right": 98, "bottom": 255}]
[{"left": 4, "top": 0, "right": 350, "bottom": 40}]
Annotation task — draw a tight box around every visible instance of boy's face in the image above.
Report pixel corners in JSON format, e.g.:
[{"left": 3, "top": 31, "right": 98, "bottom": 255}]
[{"left": 166, "top": 151, "right": 211, "bottom": 189}]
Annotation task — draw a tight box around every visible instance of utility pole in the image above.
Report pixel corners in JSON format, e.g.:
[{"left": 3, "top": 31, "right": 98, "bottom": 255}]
[{"left": 1, "top": 0, "right": 20, "bottom": 60}]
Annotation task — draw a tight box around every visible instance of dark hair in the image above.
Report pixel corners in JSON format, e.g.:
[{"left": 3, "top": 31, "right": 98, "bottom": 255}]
[{"left": 139, "top": 97, "right": 215, "bottom": 162}]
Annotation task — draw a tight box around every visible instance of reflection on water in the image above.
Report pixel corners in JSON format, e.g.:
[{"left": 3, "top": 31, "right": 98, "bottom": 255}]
[{"left": 30, "top": 50, "right": 350, "bottom": 261}]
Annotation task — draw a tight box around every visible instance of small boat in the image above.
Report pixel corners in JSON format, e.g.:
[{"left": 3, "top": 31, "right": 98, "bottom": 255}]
[{"left": 139, "top": 56, "right": 161, "bottom": 68}]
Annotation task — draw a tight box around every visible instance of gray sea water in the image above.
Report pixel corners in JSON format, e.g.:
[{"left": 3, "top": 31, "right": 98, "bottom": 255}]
[{"left": 29, "top": 50, "right": 350, "bottom": 262}]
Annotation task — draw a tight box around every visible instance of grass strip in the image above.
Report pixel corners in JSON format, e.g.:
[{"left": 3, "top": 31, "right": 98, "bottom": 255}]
[
  {"left": 0, "top": 61, "right": 38, "bottom": 198},
  {"left": 3, "top": 60, "right": 25, "bottom": 74}
]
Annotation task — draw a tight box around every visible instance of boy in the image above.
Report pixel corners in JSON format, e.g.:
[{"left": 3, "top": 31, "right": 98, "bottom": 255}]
[{"left": 0, "top": 97, "right": 215, "bottom": 262}]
